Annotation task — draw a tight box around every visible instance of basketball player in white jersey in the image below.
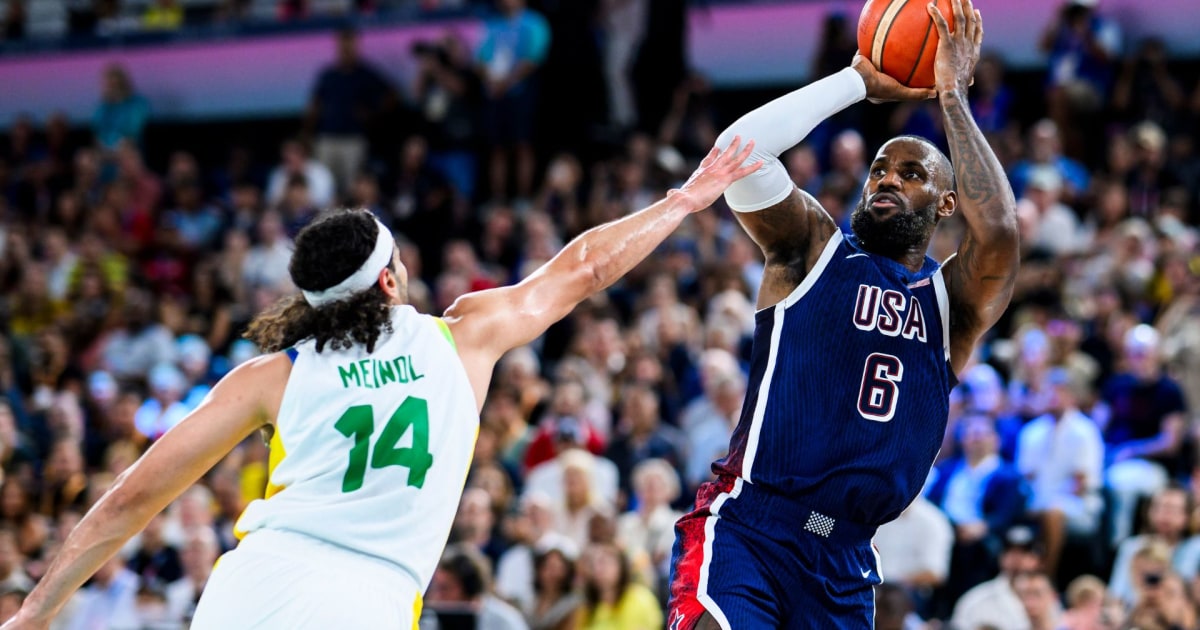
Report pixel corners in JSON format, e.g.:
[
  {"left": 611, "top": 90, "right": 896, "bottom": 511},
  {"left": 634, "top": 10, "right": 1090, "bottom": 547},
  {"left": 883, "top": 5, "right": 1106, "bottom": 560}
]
[{"left": 1, "top": 139, "right": 762, "bottom": 630}]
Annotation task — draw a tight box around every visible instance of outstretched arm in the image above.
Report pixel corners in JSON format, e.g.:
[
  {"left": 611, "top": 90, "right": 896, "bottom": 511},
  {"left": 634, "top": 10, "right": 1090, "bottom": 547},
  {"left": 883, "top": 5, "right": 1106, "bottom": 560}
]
[
  {"left": 717, "top": 58, "right": 934, "bottom": 309},
  {"left": 4, "top": 355, "right": 289, "bottom": 629},
  {"left": 444, "top": 140, "right": 762, "bottom": 409},
  {"left": 931, "top": 0, "right": 1020, "bottom": 375}
]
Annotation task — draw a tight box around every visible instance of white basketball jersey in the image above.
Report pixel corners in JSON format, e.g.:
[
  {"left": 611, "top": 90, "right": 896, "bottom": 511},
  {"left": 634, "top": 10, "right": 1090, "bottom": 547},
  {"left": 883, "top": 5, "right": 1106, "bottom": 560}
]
[{"left": 234, "top": 305, "right": 479, "bottom": 589}]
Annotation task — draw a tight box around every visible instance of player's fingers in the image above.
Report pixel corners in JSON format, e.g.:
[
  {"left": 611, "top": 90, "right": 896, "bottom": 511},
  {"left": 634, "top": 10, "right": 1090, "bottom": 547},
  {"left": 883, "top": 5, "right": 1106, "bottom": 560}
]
[
  {"left": 699, "top": 145, "right": 720, "bottom": 169},
  {"left": 927, "top": 3, "right": 951, "bottom": 38},
  {"left": 734, "top": 160, "right": 765, "bottom": 179},
  {"left": 734, "top": 139, "right": 756, "bottom": 168},
  {"left": 952, "top": 0, "right": 966, "bottom": 35},
  {"left": 974, "top": 10, "right": 984, "bottom": 45}
]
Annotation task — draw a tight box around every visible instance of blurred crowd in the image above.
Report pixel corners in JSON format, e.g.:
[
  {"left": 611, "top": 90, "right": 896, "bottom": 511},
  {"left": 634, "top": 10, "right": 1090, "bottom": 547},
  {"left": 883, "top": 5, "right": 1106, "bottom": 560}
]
[{"left": 2, "top": 0, "right": 1200, "bottom": 628}]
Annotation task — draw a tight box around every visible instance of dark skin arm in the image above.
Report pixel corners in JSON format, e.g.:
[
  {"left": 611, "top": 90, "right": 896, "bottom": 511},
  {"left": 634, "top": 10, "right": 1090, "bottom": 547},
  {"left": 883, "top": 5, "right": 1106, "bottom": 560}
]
[
  {"left": 734, "top": 57, "right": 934, "bottom": 310},
  {"left": 929, "top": 0, "right": 1020, "bottom": 375}
]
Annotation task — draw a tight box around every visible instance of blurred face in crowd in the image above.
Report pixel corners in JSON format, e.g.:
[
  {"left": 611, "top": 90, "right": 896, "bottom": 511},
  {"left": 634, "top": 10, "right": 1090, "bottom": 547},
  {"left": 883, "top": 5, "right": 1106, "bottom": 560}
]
[
  {"left": 1148, "top": 490, "right": 1188, "bottom": 539},
  {"left": 563, "top": 465, "right": 590, "bottom": 511},
  {"left": 852, "top": 139, "right": 953, "bottom": 261},
  {"left": 1014, "top": 573, "right": 1057, "bottom": 624},
  {"left": 584, "top": 545, "right": 622, "bottom": 591},
  {"left": 1000, "top": 545, "right": 1041, "bottom": 576},
  {"left": 455, "top": 489, "right": 493, "bottom": 543},
  {"left": 623, "top": 388, "right": 659, "bottom": 436},
  {"left": 536, "top": 549, "right": 572, "bottom": 594},
  {"left": 337, "top": 32, "right": 359, "bottom": 67},
  {"left": 634, "top": 466, "right": 673, "bottom": 510},
  {"left": 0, "top": 531, "right": 19, "bottom": 579},
  {"left": 960, "top": 414, "right": 998, "bottom": 463},
  {"left": 428, "top": 568, "right": 466, "bottom": 603},
  {"left": 551, "top": 381, "right": 584, "bottom": 418},
  {"left": 282, "top": 142, "right": 306, "bottom": 172},
  {"left": 181, "top": 532, "right": 218, "bottom": 581},
  {"left": 1030, "top": 121, "right": 1061, "bottom": 163}
]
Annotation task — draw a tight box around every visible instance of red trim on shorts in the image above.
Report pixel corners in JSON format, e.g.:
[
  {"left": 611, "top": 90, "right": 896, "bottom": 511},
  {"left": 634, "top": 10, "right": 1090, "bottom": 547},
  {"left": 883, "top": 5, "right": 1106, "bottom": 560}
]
[{"left": 668, "top": 476, "right": 738, "bottom": 630}]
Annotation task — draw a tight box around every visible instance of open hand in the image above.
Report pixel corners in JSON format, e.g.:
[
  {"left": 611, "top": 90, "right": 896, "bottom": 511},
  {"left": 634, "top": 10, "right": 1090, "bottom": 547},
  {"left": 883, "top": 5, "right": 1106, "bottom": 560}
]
[
  {"left": 851, "top": 55, "right": 937, "bottom": 104},
  {"left": 928, "top": 0, "right": 983, "bottom": 95},
  {"left": 671, "top": 136, "right": 762, "bottom": 213}
]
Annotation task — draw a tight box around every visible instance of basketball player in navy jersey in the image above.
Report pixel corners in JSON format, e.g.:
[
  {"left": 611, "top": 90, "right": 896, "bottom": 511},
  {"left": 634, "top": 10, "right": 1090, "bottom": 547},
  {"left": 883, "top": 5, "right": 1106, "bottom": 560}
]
[{"left": 668, "top": 0, "right": 1017, "bottom": 627}]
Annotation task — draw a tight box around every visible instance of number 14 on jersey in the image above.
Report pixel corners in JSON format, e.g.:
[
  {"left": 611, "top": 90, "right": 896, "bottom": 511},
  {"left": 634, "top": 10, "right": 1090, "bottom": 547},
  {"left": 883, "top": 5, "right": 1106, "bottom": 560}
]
[{"left": 335, "top": 397, "right": 434, "bottom": 493}]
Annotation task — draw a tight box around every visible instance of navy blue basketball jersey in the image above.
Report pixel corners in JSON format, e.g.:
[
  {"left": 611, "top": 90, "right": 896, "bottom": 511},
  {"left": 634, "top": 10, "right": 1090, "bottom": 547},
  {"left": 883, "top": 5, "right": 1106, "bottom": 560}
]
[{"left": 712, "top": 230, "right": 957, "bottom": 527}]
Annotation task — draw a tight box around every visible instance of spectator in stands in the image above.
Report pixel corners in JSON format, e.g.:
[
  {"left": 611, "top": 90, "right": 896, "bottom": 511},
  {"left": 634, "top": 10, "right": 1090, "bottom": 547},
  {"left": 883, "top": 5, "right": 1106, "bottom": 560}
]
[
  {"left": 1017, "top": 368, "right": 1104, "bottom": 578},
  {"left": 615, "top": 458, "right": 680, "bottom": 592},
  {"left": 605, "top": 386, "right": 682, "bottom": 500},
  {"left": 970, "top": 52, "right": 1015, "bottom": 136},
  {"left": 265, "top": 139, "right": 334, "bottom": 209},
  {"left": 523, "top": 381, "right": 606, "bottom": 472},
  {"left": 952, "top": 525, "right": 1044, "bottom": 630},
  {"left": 494, "top": 492, "right": 568, "bottom": 614},
  {"left": 872, "top": 583, "right": 918, "bottom": 630},
  {"left": 142, "top": 0, "right": 182, "bottom": 30},
  {"left": 579, "top": 542, "right": 661, "bottom": 630},
  {"left": 428, "top": 543, "right": 528, "bottom": 630},
  {"left": 1009, "top": 119, "right": 1090, "bottom": 202},
  {"left": 1018, "top": 166, "right": 1086, "bottom": 256},
  {"left": 412, "top": 32, "right": 482, "bottom": 200},
  {"left": 452, "top": 487, "right": 506, "bottom": 567},
  {"left": 1112, "top": 38, "right": 1185, "bottom": 129},
  {"left": 476, "top": 0, "right": 551, "bottom": 204},
  {"left": 306, "top": 29, "right": 394, "bottom": 198},
  {"left": 874, "top": 495, "right": 954, "bottom": 616},
  {"left": 1, "top": 0, "right": 26, "bottom": 41},
  {"left": 241, "top": 209, "right": 293, "bottom": 295},
  {"left": 545, "top": 449, "right": 612, "bottom": 552},
  {"left": 161, "top": 178, "right": 222, "bottom": 255},
  {"left": 1102, "top": 324, "right": 1188, "bottom": 545},
  {"left": 1040, "top": 0, "right": 1122, "bottom": 157},
  {"left": 1125, "top": 120, "right": 1185, "bottom": 218},
  {"left": 1058, "top": 575, "right": 1108, "bottom": 630},
  {"left": 1014, "top": 571, "right": 1063, "bottom": 630},
  {"left": 56, "top": 555, "right": 139, "bottom": 628},
  {"left": 92, "top": 65, "right": 150, "bottom": 152},
  {"left": 926, "top": 413, "right": 1026, "bottom": 601},
  {"left": 98, "top": 288, "right": 177, "bottom": 380},
  {"left": 125, "top": 513, "right": 182, "bottom": 588},
  {"left": 1129, "top": 570, "right": 1196, "bottom": 630},
  {"left": 1108, "top": 486, "right": 1193, "bottom": 604},
  {"left": 0, "top": 528, "right": 32, "bottom": 595},
  {"left": 525, "top": 544, "right": 582, "bottom": 630}
]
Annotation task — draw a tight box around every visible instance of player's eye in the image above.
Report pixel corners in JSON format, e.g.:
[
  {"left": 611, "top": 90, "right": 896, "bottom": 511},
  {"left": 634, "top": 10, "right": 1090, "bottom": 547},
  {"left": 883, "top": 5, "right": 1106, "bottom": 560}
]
[
  {"left": 871, "top": 168, "right": 887, "bottom": 178},
  {"left": 904, "top": 171, "right": 920, "bottom": 180}
]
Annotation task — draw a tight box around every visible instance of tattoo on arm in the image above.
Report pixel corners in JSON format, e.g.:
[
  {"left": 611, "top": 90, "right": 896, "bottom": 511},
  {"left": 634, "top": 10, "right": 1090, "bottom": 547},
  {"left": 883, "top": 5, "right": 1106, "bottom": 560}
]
[{"left": 941, "top": 91, "right": 1019, "bottom": 367}]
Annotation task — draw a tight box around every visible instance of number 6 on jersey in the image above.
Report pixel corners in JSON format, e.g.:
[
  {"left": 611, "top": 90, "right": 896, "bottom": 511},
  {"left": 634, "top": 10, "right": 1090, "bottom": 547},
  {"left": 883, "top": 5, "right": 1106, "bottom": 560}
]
[
  {"left": 335, "top": 397, "right": 435, "bottom": 492},
  {"left": 858, "top": 353, "right": 904, "bottom": 422}
]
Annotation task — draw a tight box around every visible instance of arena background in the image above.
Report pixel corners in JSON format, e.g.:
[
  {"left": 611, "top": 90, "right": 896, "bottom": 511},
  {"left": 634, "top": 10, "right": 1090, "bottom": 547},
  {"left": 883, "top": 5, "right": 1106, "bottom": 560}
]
[{"left": 2, "top": 0, "right": 1200, "bottom": 627}]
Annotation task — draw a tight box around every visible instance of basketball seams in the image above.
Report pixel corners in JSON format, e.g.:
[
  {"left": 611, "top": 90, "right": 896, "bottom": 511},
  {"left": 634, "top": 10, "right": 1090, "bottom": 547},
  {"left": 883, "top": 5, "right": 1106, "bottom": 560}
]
[
  {"left": 870, "top": 0, "right": 909, "bottom": 71},
  {"left": 904, "top": 17, "right": 935, "bottom": 87}
]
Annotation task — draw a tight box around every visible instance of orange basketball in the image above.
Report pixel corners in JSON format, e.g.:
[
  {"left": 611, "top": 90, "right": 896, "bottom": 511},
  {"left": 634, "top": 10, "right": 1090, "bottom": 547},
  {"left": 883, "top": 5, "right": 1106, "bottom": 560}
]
[{"left": 857, "top": 0, "right": 955, "bottom": 89}]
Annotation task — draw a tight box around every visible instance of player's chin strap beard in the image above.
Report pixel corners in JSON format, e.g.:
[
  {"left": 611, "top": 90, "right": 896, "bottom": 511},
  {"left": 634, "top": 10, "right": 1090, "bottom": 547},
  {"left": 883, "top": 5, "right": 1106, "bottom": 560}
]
[
  {"left": 301, "top": 218, "right": 395, "bottom": 308},
  {"left": 850, "top": 199, "right": 937, "bottom": 259}
]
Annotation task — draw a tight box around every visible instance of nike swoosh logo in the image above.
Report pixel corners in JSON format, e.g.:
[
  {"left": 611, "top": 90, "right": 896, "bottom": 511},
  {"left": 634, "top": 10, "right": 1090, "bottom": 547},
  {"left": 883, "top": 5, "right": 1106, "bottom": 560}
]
[
  {"left": 861, "top": 569, "right": 872, "bottom": 578},
  {"left": 846, "top": 253, "right": 869, "bottom": 259}
]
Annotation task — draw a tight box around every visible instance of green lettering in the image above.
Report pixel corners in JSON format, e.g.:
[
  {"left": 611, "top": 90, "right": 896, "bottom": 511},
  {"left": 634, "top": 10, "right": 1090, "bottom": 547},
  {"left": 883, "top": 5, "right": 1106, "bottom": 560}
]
[
  {"left": 393, "top": 357, "right": 409, "bottom": 384},
  {"left": 378, "top": 360, "right": 396, "bottom": 386},
  {"left": 408, "top": 355, "right": 424, "bottom": 381},
  {"left": 338, "top": 363, "right": 361, "bottom": 389},
  {"left": 359, "top": 360, "right": 375, "bottom": 388}
]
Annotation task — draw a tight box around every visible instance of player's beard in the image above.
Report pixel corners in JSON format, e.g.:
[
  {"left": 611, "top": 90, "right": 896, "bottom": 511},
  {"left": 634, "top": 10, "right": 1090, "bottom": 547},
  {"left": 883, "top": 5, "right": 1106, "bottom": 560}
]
[{"left": 850, "top": 197, "right": 938, "bottom": 259}]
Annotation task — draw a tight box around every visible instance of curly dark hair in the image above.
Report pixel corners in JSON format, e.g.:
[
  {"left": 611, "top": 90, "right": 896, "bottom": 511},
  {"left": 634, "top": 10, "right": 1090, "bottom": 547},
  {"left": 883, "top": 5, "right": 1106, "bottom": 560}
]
[{"left": 244, "top": 209, "right": 397, "bottom": 354}]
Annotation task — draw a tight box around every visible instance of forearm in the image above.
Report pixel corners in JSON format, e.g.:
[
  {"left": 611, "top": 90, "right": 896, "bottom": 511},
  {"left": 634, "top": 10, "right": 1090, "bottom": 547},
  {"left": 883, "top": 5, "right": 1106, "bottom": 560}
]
[
  {"left": 940, "top": 90, "right": 1017, "bottom": 238},
  {"left": 565, "top": 194, "right": 694, "bottom": 299},
  {"left": 716, "top": 67, "right": 864, "bottom": 159},
  {"left": 22, "top": 473, "right": 159, "bottom": 621}
]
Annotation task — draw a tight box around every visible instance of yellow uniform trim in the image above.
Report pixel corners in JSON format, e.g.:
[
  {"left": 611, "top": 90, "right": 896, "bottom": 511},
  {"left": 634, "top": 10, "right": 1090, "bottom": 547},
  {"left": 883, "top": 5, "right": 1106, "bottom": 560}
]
[
  {"left": 233, "top": 427, "right": 289, "bottom": 540},
  {"left": 264, "top": 427, "right": 288, "bottom": 499},
  {"left": 434, "top": 318, "right": 456, "bottom": 350},
  {"left": 412, "top": 592, "right": 423, "bottom": 630}
]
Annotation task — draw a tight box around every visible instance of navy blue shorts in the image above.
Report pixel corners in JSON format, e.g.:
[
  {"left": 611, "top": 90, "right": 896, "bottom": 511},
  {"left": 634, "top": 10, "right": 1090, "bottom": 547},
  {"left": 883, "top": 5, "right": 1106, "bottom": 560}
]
[{"left": 668, "top": 476, "right": 883, "bottom": 629}]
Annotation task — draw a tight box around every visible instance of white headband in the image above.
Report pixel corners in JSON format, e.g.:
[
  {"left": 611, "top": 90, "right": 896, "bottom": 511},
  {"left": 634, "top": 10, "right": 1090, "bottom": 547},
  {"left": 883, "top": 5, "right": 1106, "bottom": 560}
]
[{"left": 302, "top": 218, "right": 395, "bottom": 308}]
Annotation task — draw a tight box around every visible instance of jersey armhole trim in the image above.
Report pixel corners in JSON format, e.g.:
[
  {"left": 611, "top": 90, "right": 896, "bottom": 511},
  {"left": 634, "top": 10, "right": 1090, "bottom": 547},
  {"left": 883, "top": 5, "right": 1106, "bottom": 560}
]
[
  {"left": 932, "top": 263, "right": 952, "bottom": 363},
  {"left": 781, "top": 230, "right": 845, "bottom": 309},
  {"left": 434, "top": 318, "right": 457, "bottom": 350},
  {"left": 284, "top": 347, "right": 299, "bottom": 363}
]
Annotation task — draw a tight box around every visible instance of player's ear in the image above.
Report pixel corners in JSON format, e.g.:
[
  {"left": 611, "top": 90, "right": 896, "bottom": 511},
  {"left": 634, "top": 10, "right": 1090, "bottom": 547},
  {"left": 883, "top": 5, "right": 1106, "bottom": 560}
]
[
  {"left": 938, "top": 190, "right": 957, "bottom": 218},
  {"left": 379, "top": 267, "right": 399, "bottom": 299}
]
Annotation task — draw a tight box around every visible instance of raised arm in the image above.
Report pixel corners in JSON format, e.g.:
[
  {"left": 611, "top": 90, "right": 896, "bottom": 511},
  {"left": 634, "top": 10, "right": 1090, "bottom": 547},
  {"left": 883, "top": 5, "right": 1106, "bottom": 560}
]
[
  {"left": 444, "top": 140, "right": 761, "bottom": 408},
  {"left": 5, "top": 355, "right": 289, "bottom": 630},
  {"left": 716, "top": 58, "right": 934, "bottom": 309},
  {"left": 930, "top": 0, "right": 1020, "bottom": 375}
]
